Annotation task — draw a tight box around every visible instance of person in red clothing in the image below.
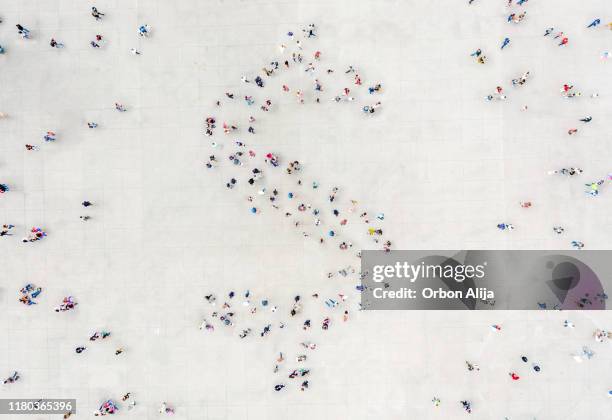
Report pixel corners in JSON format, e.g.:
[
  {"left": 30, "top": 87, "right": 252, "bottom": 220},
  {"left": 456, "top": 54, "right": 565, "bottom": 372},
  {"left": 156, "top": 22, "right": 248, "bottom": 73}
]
[{"left": 509, "top": 372, "right": 520, "bottom": 380}]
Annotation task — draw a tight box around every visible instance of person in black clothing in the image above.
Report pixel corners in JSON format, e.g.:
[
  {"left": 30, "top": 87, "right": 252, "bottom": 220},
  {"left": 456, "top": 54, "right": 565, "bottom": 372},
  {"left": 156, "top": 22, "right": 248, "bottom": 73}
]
[{"left": 91, "top": 7, "right": 105, "bottom": 20}]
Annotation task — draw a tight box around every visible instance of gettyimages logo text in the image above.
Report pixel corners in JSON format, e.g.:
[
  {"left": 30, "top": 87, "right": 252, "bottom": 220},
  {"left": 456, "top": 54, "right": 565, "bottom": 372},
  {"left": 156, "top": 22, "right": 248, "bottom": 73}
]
[{"left": 372, "top": 261, "right": 487, "bottom": 283}]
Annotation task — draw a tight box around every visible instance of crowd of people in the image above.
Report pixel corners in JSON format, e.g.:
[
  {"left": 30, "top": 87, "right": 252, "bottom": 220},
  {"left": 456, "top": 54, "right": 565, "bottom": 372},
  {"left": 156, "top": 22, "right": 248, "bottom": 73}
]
[
  {"left": 477, "top": 1, "right": 612, "bottom": 250},
  {"left": 0, "top": 0, "right": 611, "bottom": 417},
  {"left": 1, "top": 7, "right": 388, "bottom": 415}
]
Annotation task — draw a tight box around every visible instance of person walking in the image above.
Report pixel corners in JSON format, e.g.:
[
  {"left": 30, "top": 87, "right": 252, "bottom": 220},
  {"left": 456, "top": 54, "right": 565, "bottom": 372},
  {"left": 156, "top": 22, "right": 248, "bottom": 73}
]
[
  {"left": 587, "top": 18, "right": 601, "bottom": 28},
  {"left": 50, "top": 38, "right": 64, "bottom": 48},
  {"left": 91, "top": 7, "right": 105, "bottom": 20}
]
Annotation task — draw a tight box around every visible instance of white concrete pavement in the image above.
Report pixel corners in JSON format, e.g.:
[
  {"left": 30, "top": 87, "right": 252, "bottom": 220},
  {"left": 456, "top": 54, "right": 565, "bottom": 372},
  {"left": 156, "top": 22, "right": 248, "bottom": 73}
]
[{"left": 0, "top": 0, "right": 611, "bottom": 418}]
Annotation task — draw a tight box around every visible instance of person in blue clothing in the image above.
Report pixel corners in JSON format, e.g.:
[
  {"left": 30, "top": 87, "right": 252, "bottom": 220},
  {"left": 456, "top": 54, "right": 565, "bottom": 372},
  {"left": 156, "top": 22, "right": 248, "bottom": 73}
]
[{"left": 587, "top": 18, "right": 601, "bottom": 28}]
